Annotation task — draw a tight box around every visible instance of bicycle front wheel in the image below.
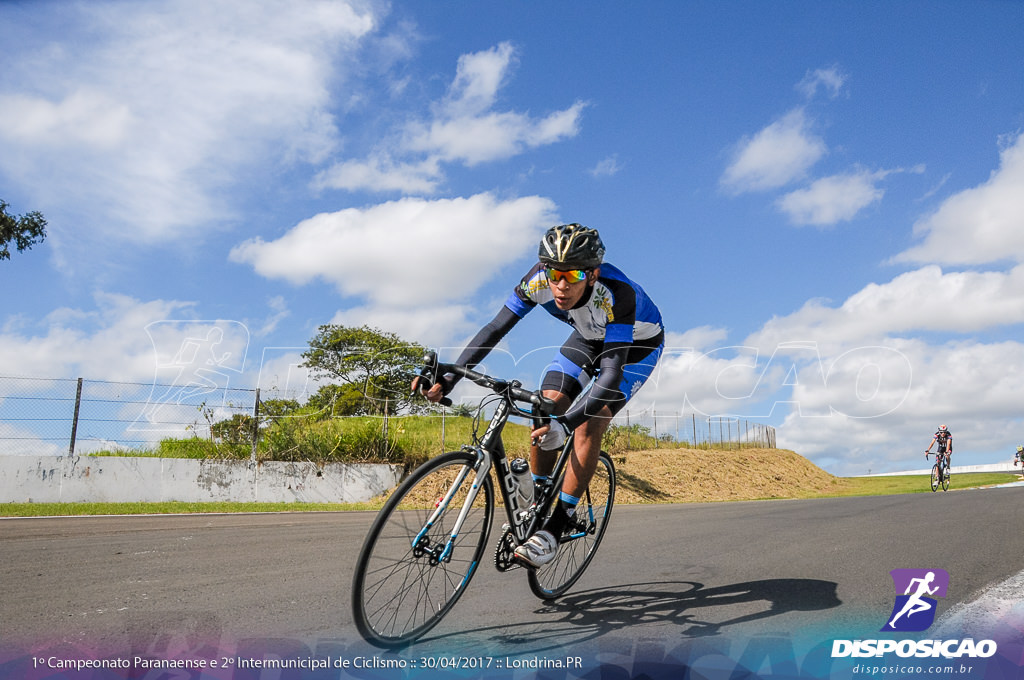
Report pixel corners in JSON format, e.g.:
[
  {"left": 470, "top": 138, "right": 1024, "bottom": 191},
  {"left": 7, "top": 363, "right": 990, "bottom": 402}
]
[
  {"left": 351, "top": 450, "right": 493, "bottom": 647},
  {"left": 528, "top": 450, "right": 615, "bottom": 600},
  {"left": 941, "top": 467, "right": 950, "bottom": 491},
  {"left": 930, "top": 464, "right": 940, "bottom": 492}
]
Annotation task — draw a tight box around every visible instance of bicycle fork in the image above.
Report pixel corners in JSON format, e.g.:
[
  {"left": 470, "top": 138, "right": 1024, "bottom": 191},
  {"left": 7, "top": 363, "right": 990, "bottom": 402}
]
[{"left": 412, "top": 451, "right": 493, "bottom": 564}]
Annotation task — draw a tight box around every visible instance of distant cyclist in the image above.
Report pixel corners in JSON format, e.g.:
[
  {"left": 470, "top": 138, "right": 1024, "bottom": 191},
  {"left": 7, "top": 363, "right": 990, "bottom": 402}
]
[
  {"left": 925, "top": 424, "right": 953, "bottom": 478},
  {"left": 1014, "top": 445, "right": 1023, "bottom": 470},
  {"left": 415, "top": 224, "right": 664, "bottom": 567}
]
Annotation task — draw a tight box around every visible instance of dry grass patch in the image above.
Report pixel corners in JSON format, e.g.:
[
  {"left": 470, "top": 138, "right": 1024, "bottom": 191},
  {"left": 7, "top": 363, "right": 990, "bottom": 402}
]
[{"left": 611, "top": 447, "right": 851, "bottom": 503}]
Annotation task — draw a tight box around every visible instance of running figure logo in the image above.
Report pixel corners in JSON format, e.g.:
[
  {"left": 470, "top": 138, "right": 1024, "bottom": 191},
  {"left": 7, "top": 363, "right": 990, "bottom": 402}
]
[{"left": 881, "top": 568, "right": 949, "bottom": 632}]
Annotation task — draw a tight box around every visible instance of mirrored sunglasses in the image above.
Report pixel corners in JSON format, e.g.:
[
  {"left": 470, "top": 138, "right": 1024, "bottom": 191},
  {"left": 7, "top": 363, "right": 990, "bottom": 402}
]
[{"left": 544, "top": 267, "right": 588, "bottom": 284}]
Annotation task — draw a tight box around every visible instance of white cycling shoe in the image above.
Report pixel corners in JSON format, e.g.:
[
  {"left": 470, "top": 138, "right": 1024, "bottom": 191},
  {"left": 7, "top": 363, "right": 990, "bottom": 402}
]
[{"left": 514, "top": 530, "right": 559, "bottom": 567}]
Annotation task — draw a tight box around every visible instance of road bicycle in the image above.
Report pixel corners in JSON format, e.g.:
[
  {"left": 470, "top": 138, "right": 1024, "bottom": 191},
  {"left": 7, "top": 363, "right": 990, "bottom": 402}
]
[
  {"left": 927, "top": 451, "right": 950, "bottom": 492},
  {"left": 351, "top": 352, "right": 616, "bottom": 648}
]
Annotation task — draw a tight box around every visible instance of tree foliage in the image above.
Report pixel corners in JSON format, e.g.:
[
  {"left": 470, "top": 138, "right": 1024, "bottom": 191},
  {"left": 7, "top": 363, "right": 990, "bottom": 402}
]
[
  {"left": 301, "top": 324, "right": 427, "bottom": 416},
  {"left": 0, "top": 200, "right": 47, "bottom": 261},
  {"left": 211, "top": 413, "right": 254, "bottom": 445}
]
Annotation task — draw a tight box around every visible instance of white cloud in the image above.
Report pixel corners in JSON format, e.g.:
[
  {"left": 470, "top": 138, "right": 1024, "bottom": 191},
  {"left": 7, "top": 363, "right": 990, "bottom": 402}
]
[
  {"left": 642, "top": 345, "right": 783, "bottom": 419},
  {"left": 720, "top": 108, "right": 826, "bottom": 193},
  {"left": 443, "top": 42, "right": 517, "bottom": 118},
  {"left": 313, "top": 154, "right": 443, "bottom": 194},
  {"left": 318, "top": 42, "right": 586, "bottom": 191},
  {"left": 328, "top": 304, "right": 479, "bottom": 350},
  {"left": 776, "top": 169, "right": 886, "bottom": 226},
  {"left": 254, "top": 296, "right": 291, "bottom": 338},
  {"left": 778, "top": 338, "right": 1024, "bottom": 476},
  {"left": 629, "top": 254, "right": 1024, "bottom": 474},
  {"left": 229, "top": 192, "right": 559, "bottom": 306},
  {"left": 0, "top": 293, "right": 200, "bottom": 381},
  {"left": 735, "top": 261, "right": 1024, "bottom": 473},
  {"left": 589, "top": 155, "right": 623, "bottom": 178},
  {"left": 404, "top": 103, "right": 585, "bottom": 167},
  {"left": 797, "top": 66, "right": 847, "bottom": 100},
  {"left": 0, "top": 0, "right": 374, "bottom": 249},
  {"left": 664, "top": 326, "right": 730, "bottom": 352},
  {"left": 894, "top": 131, "right": 1024, "bottom": 265},
  {"left": 753, "top": 265, "right": 1024, "bottom": 350}
]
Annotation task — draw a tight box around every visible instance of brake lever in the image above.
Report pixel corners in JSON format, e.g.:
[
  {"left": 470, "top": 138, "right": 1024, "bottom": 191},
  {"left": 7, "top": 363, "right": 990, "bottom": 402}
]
[{"left": 410, "top": 351, "right": 453, "bottom": 406}]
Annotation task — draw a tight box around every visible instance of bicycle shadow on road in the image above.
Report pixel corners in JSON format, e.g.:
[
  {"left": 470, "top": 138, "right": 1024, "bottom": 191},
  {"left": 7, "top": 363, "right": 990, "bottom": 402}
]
[
  {"left": 427, "top": 578, "right": 841, "bottom": 652},
  {"left": 547, "top": 578, "right": 841, "bottom": 637}
]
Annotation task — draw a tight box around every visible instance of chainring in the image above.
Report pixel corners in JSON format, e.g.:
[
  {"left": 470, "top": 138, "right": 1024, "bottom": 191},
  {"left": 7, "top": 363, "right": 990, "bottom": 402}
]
[{"left": 494, "top": 525, "right": 522, "bottom": 572}]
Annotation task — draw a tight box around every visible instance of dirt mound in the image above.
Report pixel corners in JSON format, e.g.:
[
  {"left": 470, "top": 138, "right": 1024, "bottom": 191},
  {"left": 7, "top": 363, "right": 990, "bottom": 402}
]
[{"left": 611, "top": 447, "right": 846, "bottom": 503}]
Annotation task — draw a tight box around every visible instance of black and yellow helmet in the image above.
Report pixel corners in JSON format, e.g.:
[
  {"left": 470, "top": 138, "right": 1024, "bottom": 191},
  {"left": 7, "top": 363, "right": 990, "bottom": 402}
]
[{"left": 538, "top": 223, "right": 605, "bottom": 269}]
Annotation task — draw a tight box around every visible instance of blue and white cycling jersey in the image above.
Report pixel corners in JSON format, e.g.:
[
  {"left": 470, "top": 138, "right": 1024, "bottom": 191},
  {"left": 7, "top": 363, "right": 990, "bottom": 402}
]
[{"left": 504, "top": 262, "right": 663, "bottom": 345}]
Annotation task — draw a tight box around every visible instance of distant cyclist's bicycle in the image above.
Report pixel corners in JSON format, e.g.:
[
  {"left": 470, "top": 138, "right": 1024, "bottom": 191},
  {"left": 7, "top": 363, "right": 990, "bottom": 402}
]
[
  {"left": 928, "top": 451, "right": 950, "bottom": 492},
  {"left": 351, "top": 352, "right": 616, "bottom": 648}
]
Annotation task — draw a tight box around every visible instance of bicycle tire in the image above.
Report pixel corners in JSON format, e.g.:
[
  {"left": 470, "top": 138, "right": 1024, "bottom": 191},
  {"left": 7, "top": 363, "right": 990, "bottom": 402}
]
[
  {"left": 930, "top": 464, "right": 940, "bottom": 492},
  {"left": 941, "top": 463, "right": 950, "bottom": 492},
  {"left": 528, "top": 450, "right": 615, "bottom": 600},
  {"left": 351, "top": 450, "right": 493, "bottom": 647}
]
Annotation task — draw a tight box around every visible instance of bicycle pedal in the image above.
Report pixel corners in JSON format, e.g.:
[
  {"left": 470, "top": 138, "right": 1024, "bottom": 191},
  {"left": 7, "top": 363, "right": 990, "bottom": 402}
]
[{"left": 511, "top": 553, "right": 538, "bottom": 570}]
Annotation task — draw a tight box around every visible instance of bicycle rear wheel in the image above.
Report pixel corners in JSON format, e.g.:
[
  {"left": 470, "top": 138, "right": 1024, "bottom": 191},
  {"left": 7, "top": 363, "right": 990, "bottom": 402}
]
[
  {"left": 528, "top": 450, "right": 615, "bottom": 600},
  {"left": 351, "top": 450, "right": 493, "bottom": 647},
  {"left": 930, "top": 464, "right": 940, "bottom": 492}
]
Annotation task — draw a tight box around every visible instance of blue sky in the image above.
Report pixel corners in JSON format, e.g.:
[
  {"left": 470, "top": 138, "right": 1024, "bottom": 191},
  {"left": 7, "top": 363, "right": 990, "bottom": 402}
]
[{"left": 2, "top": 0, "right": 1024, "bottom": 475}]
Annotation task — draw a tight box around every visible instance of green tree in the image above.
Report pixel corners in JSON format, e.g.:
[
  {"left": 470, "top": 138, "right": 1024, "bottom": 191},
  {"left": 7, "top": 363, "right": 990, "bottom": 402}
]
[
  {"left": 306, "top": 383, "right": 366, "bottom": 418},
  {"left": 211, "top": 413, "right": 254, "bottom": 444},
  {"left": 0, "top": 200, "right": 47, "bottom": 261},
  {"left": 259, "top": 398, "right": 302, "bottom": 421},
  {"left": 301, "top": 324, "right": 427, "bottom": 415}
]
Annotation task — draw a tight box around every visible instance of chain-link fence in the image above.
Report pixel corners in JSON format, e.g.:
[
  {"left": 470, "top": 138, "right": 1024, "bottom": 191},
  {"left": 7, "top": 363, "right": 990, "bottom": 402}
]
[
  {"left": 613, "top": 410, "right": 777, "bottom": 450},
  {"left": 0, "top": 375, "right": 775, "bottom": 456},
  {"left": 0, "top": 376, "right": 265, "bottom": 455}
]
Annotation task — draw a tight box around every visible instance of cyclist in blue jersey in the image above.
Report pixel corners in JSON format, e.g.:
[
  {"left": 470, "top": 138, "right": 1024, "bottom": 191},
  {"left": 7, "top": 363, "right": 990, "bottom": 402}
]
[{"left": 415, "top": 223, "right": 664, "bottom": 567}]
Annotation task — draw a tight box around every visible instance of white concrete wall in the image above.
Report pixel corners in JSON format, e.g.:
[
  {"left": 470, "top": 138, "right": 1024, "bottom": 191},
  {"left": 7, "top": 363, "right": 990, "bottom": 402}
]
[
  {"left": 868, "top": 460, "right": 1021, "bottom": 477},
  {"left": 0, "top": 455, "right": 403, "bottom": 504}
]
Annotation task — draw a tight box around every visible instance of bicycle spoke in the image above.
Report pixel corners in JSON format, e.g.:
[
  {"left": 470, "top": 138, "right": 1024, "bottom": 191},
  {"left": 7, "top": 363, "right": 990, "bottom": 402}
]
[
  {"left": 352, "top": 452, "right": 493, "bottom": 647},
  {"left": 528, "top": 451, "right": 615, "bottom": 600}
]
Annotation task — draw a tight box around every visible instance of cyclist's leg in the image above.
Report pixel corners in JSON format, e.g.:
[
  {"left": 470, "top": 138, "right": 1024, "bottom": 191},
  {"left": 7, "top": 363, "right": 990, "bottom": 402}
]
[
  {"left": 530, "top": 332, "right": 594, "bottom": 478},
  {"left": 523, "top": 341, "right": 661, "bottom": 579},
  {"left": 517, "top": 338, "right": 662, "bottom": 565},
  {"left": 554, "top": 340, "right": 663, "bottom": 497},
  {"left": 540, "top": 341, "right": 661, "bottom": 528}
]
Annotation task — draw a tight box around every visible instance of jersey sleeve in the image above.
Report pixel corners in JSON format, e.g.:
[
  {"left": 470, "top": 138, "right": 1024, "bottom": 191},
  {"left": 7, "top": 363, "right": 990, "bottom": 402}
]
[
  {"left": 506, "top": 263, "right": 546, "bottom": 317},
  {"left": 561, "top": 342, "right": 629, "bottom": 431}
]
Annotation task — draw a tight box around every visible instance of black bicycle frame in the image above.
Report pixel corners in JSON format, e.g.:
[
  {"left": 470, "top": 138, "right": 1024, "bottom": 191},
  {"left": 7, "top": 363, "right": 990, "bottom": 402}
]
[{"left": 409, "top": 401, "right": 572, "bottom": 570}]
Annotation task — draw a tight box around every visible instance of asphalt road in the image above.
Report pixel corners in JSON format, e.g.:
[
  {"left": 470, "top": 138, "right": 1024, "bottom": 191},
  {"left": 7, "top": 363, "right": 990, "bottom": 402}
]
[{"left": 3, "top": 486, "right": 1024, "bottom": 669}]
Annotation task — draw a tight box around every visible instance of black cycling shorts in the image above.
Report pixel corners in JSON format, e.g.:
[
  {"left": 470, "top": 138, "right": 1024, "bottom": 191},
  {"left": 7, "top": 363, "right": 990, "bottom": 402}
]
[{"left": 540, "top": 330, "right": 663, "bottom": 416}]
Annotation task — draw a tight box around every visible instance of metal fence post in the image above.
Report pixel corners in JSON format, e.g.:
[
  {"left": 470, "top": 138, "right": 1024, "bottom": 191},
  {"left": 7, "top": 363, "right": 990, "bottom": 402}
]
[
  {"left": 68, "top": 378, "right": 83, "bottom": 456},
  {"left": 250, "top": 387, "right": 260, "bottom": 464}
]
